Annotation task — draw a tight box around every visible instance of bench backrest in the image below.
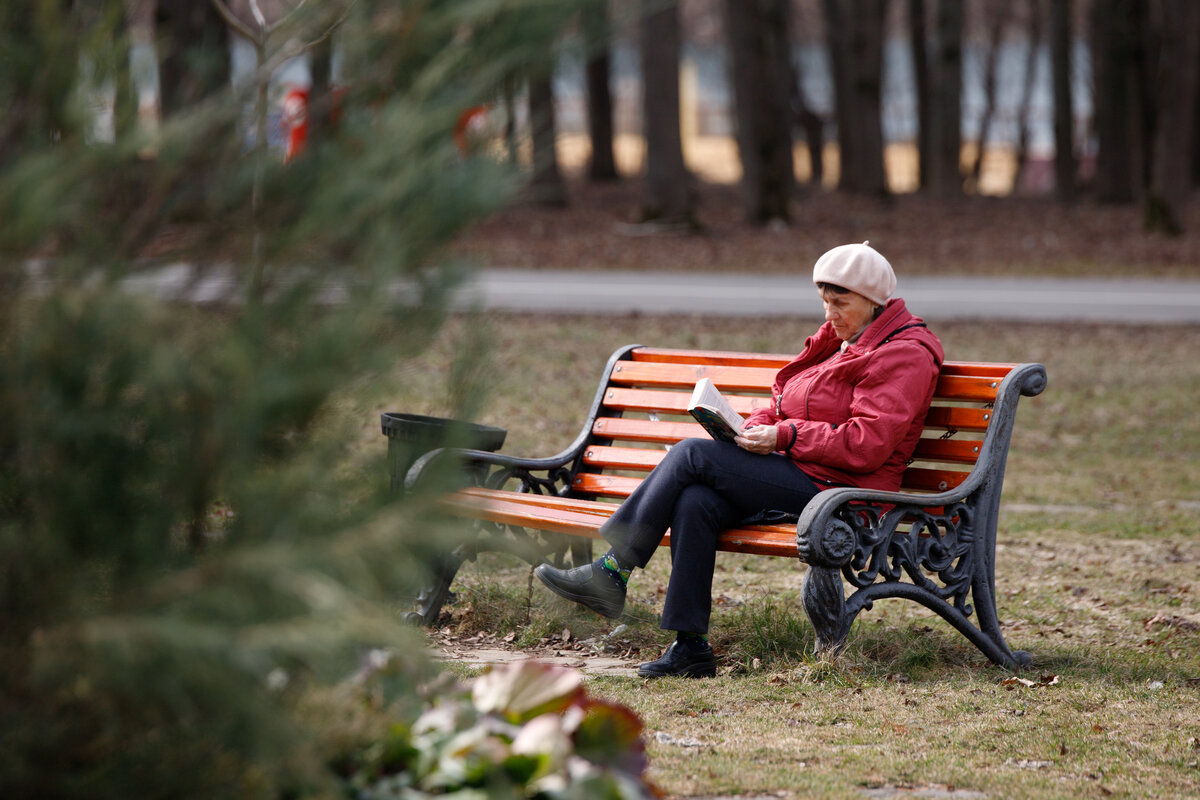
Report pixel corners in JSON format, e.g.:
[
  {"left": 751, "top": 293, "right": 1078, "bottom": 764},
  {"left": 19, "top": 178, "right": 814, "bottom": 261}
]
[{"left": 568, "top": 346, "right": 1013, "bottom": 501}]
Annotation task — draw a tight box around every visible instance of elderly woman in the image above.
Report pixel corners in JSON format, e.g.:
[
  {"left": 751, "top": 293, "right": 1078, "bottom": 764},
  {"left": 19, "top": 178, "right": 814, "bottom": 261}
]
[{"left": 534, "top": 243, "right": 945, "bottom": 678}]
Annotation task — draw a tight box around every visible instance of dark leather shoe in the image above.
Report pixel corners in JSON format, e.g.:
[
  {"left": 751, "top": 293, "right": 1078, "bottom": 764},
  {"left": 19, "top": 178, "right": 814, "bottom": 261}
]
[
  {"left": 637, "top": 638, "right": 717, "bottom": 679},
  {"left": 533, "top": 563, "right": 626, "bottom": 619}
]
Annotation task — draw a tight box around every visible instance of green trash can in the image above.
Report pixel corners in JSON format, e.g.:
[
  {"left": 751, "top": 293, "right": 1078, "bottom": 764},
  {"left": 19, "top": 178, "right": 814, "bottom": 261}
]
[{"left": 381, "top": 413, "right": 507, "bottom": 491}]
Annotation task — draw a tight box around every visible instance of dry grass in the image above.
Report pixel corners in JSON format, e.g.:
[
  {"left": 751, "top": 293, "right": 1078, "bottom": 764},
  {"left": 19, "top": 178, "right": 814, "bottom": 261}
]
[{"left": 346, "top": 312, "right": 1200, "bottom": 799}]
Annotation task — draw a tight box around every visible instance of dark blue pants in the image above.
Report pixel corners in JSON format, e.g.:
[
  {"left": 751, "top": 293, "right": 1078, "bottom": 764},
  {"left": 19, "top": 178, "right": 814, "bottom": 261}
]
[{"left": 599, "top": 437, "right": 820, "bottom": 634}]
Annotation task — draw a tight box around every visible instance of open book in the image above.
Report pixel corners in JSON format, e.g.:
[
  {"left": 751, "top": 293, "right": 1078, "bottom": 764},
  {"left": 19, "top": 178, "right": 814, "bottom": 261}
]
[{"left": 687, "top": 378, "right": 745, "bottom": 443}]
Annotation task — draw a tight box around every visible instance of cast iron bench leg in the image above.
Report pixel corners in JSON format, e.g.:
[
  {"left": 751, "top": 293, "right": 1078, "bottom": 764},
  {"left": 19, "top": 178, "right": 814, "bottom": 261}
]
[{"left": 405, "top": 545, "right": 470, "bottom": 626}]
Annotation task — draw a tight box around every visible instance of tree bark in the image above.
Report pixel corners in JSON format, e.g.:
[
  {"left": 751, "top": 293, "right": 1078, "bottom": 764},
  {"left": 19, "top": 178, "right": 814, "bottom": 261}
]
[
  {"left": 583, "top": 0, "right": 618, "bottom": 181},
  {"left": 927, "top": 0, "right": 964, "bottom": 197},
  {"left": 969, "top": 0, "right": 1014, "bottom": 192},
  {"left": 1014, "top": 0, "right": 1046, "bottom": 191},
  {"left": 823, "top": 0, "right": 887, "bottom": 196},
  {"left": 1145, "top": 0, "right": 1200, "bottom": 233},
  {"left": 157, "top": 0, "right": 229, "bottom": 115},
  {"left": 1050, "top": 0, "right": 1076, "bottom": 201},
  {"left": 909, "top": 0, "right": 930, "bottom": 191},
  {"left": 639, "top": 0, "right": 694, "bottom": 224},
  {"left": 529, "top": 75, "right": 568, "bottom": 207},
  {"left": 725, "top": 0, "right": 796, "bottom": 222},
  {"left": 1090, "top": 0, "right": 1139, "bottom": 203}
]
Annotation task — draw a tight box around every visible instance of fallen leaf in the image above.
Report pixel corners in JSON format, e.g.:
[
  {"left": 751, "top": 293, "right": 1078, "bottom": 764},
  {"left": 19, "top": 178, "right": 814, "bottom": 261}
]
[
  {"left": 561, "top": 628, "right": 571, "bottom": 643},
  {"left": 1002, "top": 676, "right": 1036, "bottom": 689}
]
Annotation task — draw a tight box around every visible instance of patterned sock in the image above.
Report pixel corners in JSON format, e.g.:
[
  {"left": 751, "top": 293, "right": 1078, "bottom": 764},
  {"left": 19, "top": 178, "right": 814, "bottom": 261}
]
[
  {"left": 598, "top": 551, "right": 632, "bottom": 585},
  {"left": 677, "top": 631, "right": 708, "bottom": 644}
]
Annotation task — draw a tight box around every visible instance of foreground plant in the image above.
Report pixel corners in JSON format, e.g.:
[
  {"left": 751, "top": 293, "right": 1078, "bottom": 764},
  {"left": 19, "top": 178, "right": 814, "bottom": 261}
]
[{"left": 347, "top": 659, "right": 653, "bottom": 799}]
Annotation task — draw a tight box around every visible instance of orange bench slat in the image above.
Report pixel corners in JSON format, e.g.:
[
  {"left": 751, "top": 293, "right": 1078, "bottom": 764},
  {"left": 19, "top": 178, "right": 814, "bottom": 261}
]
[
  {"left": 447, "top": 487, "right": 800, "bottom": 557},
  {"left": 592, "top": 417, "right": 707, "bottom": 444},
  {"left": 603, "top": 387, "right": 771, "bottom": 416},
  {"left": 608, "top": 361, "right": 778, "bottom": 393}
]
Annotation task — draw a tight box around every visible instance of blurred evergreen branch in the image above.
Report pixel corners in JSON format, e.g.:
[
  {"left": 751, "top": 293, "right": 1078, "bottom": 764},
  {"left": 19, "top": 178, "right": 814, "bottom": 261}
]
[{"left": 0, "top": 1, "right": 585, "bottom": 797}]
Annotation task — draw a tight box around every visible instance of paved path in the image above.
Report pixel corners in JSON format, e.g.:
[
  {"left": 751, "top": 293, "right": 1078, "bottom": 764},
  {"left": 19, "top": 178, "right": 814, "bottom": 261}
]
[
  {"left": 449, "top": 269, "right": 1200, "bottom": 324},
  {"left": 83, "top": 263, "right": 1200, "bottom": 324}
]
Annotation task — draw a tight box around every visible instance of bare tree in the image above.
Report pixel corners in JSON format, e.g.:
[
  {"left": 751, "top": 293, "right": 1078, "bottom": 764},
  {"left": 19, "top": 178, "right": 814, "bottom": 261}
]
[
  {"left": 1014, "top": 0, "right": 1047, "bottom": 190},
  {"left": 583, "top": 0, "right": 618, "bottom": 181},
  {"left": 157, "top": 0, "right": 229, "bottom": 114},
  {"left": 725, "top": 0, "right": 796, "bottom": 222},
  {"left": 909, "top": 0, "right": 931, "bottom": 191},
  {"left": 1089, "top": 0, "right": 1141, "bottom": 203},
  {"left": 927, "top": 0, "right": 964, "bottom": 197},
  {"left": 1050, "top": 0, "right": 1076, "bottom": 200},
  {"left": 639, "top": 0, "right": 694, "bottom": 224},
  {"left": 969, "top": 0, "right": 1015, "bottom": 192},
  {"left": 1145, "top": 0, "right": 1200, "bottom": 233},
  {"left": 529, "top": 75, "right": 568, "bottom": 207},
  {"left": 823, "top": 0, "right": 888, "bottom": 196}
]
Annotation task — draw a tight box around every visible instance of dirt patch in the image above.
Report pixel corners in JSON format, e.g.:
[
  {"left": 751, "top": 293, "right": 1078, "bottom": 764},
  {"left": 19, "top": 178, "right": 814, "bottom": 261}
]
[
  {"left": 428, "top": 627, "right": 643, "bottom": 677},
  {"left": 452, "top": 178, "right": 1200, "bottom": 276}
]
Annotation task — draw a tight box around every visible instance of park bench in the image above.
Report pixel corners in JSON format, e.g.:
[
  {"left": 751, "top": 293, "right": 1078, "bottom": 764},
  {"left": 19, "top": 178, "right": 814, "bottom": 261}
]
[{"left": 393, "top": 344, "right": 1047, "bottom": 670}]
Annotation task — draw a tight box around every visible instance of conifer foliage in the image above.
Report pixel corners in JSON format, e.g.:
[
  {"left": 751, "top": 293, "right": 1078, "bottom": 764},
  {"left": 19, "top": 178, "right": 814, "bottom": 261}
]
[{"left": 0, "top": 2, "right": 600, "bottom": 798}]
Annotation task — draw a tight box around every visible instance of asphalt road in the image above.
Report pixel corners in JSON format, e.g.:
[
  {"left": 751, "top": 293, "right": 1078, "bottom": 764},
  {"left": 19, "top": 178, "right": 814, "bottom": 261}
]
[
  {"left": 93, "top": 263, "right": 1200, "bottom": 324},
  {"left": 448, "top": 269, "right": 1200, "bottom": 324}
]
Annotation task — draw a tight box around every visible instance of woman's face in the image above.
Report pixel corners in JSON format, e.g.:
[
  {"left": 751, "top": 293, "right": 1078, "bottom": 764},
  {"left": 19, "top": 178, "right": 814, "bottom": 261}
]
[{"left": 821, "top": 287, "right": 877, "bottom": 341}]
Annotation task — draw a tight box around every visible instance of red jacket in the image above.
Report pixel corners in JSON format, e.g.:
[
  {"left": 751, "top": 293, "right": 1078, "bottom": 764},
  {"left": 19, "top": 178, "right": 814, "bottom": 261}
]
[{"left": 742, "top": 298, "right": 944, "bottom": 492}]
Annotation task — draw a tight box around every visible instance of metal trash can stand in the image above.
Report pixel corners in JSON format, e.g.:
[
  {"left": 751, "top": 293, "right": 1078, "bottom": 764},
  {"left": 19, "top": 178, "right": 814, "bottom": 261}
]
[{"left": 380, "top": 413, "right": 507, "bottom": 491}]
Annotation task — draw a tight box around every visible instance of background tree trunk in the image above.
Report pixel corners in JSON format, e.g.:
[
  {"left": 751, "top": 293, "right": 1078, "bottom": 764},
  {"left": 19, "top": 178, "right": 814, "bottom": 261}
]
[
  {"left": 529, "top": 75, "right": 567, "bottom": 207},
  {"left": 909, "top": 0, "right": 930, "bottom": 191},
  {"left": 1090, "top": 0, "right": 1139, "bottom": 203},
  {"left": 157, "top": 0, "right": 229, "bottom": 114},
  {"left": 724, "top": 0, "right": 796, "bottom": 223},
  {"left": 1145, "top": 0, "right": 1200, "bottom": 233},
  {"left": 823, "top": 0, "right": 887, "bottom": 196},
  {"left": 927, "top": 0, "right": 964, "bottom": 197},
  {"left": 583, "top": 0, "right": 618, "bottom": 181},
  {"left": 639, "top": 0, "right": 694, "bottom": 224},
  {"left": 1050, "top": 0, "right": 1076, "bottom": 201},
  {"left": 969, "top": 0, "right": 1014, "bottom": 193},
  {"left": 790, "top": 41, "right": 825, "bottom": 188}
]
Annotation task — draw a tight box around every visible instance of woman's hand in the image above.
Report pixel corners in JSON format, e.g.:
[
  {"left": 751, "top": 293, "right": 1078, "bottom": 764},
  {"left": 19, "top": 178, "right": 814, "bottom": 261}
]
[{"left": 735, "top": 424, "right": 778, "bottom": 454}]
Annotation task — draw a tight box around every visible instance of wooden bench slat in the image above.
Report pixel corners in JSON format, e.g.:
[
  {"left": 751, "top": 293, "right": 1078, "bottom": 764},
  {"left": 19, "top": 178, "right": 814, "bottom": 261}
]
[
  {"left": 939, "top": 361, "right": 1019, "bottom": 378},
  {"left": 608, "top": 361, "right": 779, "bottom": 392},
  {"left": 603, "top": 387, "right": 771, "bottom": 416},
  {"left": 912, "top": 437, "right": 983, "bottom": 464},
  {"left": 582, "top": 444, "right": 664, "bottom": 471},
  {"left": 901, "top": 466, "right": 970, "bottom": 492},
  {"left": 631, "top": 347, "right": 794, "bottom": 369},
  {"left": 449, "top": 487, "right": 800, "bottom": 558},
  {"left": 592, "top": 417, "right": 708, "bottom": 444},
  {"left": 572, "top": 473, "right": 640, "bottom": 498},
  {"left": 923, "top": 405, "right": 993, "bottom": 432},
  {"left": 934, "top": 374, "right": 1001, "bottom": 403}
]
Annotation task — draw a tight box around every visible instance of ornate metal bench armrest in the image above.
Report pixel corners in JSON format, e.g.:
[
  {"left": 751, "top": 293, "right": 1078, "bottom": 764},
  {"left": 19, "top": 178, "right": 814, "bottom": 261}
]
[
  {"left": 796, "top": 485, "right": 951, "bottom": 568},
  {"left": 405, "top": 446, "right": 583, "bottom": 494}
]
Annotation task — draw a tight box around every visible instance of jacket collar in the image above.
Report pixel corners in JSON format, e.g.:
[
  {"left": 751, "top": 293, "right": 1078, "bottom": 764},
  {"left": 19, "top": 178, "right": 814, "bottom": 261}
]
[{"left": 848, "top": 298, "right": 914, "bottom": 352}]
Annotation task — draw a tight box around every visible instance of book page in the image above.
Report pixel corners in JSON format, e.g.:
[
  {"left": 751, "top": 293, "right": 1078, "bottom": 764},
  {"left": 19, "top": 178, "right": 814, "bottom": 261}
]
[{"left": 688, "top": 378, "right": 745, "bottom": 441}]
